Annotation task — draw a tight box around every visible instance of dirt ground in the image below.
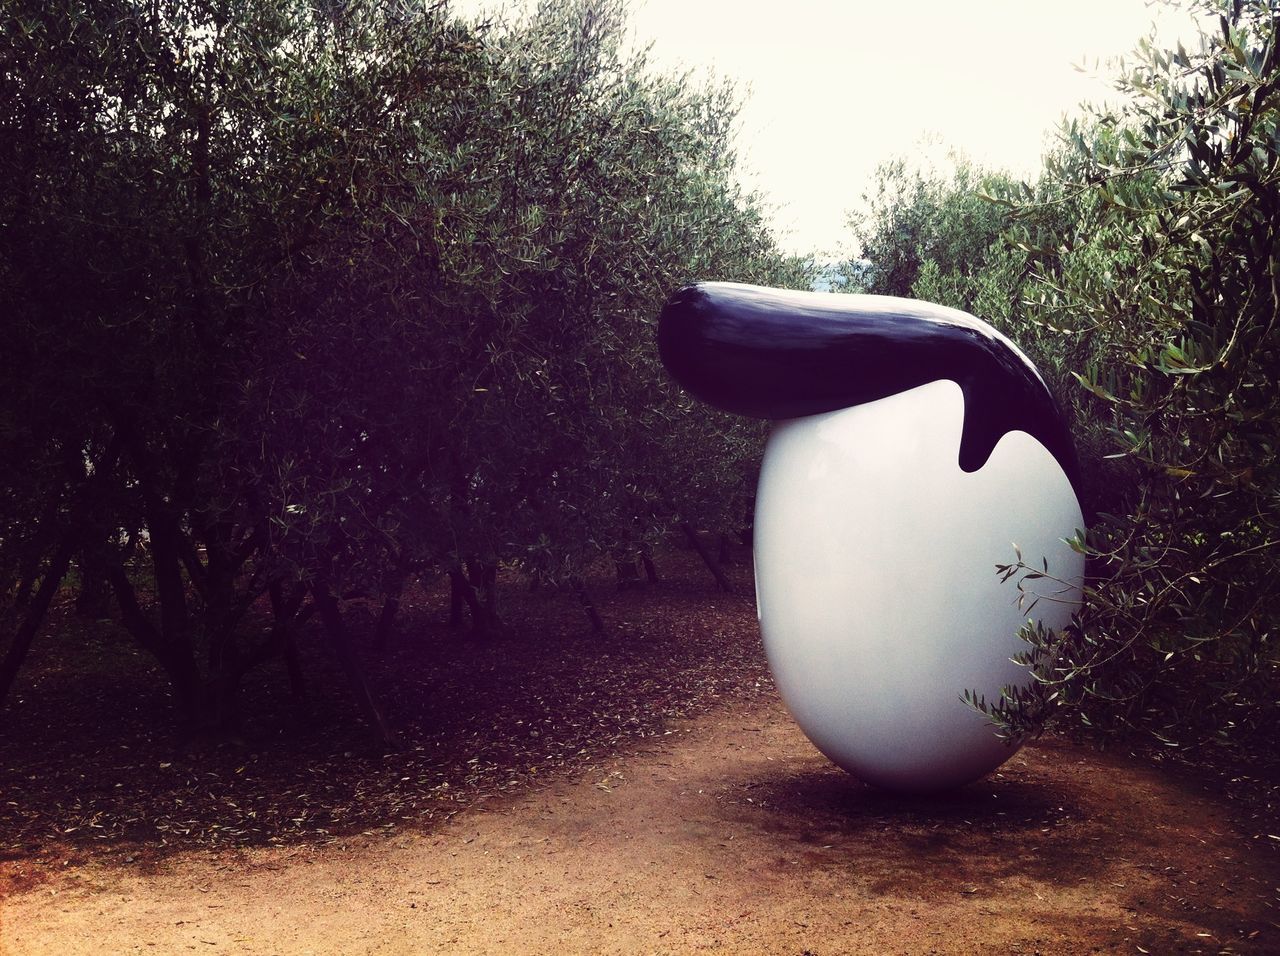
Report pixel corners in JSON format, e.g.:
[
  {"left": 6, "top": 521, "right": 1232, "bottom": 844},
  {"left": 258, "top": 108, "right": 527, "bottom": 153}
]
[{"left": 3, "top": 695, "right": 1277, "bottom": 955}]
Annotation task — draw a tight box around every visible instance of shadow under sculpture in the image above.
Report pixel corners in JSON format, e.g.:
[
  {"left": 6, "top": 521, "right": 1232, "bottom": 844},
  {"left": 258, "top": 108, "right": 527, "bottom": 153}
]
[{"left": 658, "top": 282, "right": 1085, "bottom": 792}]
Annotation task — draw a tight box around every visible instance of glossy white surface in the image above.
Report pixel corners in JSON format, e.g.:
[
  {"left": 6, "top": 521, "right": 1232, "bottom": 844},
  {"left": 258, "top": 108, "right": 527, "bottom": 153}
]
[{"left": 754, "top": 379, "right": 1085, "bottom": 792}]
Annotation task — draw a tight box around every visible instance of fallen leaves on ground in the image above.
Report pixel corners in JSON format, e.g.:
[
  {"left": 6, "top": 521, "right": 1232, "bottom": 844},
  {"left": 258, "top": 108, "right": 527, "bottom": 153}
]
[{"left": 0, "top": 549, "right": 771, "bottom": 868}]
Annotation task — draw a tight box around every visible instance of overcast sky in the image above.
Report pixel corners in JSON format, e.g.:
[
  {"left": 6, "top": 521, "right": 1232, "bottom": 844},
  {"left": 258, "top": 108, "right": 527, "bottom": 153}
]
[{"left": 452, "top": 0, "right": 1207, "bottom": 257}]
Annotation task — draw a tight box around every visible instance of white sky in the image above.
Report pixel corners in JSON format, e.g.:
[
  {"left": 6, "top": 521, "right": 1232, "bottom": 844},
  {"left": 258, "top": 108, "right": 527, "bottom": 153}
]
[{"left": 451, "top": 0, "right": 1207, "bottom": 257}]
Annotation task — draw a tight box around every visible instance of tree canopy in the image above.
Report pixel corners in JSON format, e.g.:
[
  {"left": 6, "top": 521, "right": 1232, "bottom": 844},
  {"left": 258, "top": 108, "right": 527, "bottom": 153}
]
[
  {"left": 4, "top": 0, "right": 1274, "bottom": 762},
  {"left": 849, "top": 0, "right": 1278, "bottom": 756},
  {"left": 0, "top": 0, "right": 807, "bottom": 742}
]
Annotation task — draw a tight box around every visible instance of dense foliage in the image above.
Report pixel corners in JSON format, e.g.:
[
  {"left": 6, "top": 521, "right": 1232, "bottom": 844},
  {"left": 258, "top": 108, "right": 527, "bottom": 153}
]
[
  {"left": 5, "top": 0, "right": 1273, "bottom": 762},
  {"left": 851, "top": 0, "right": 1278, "bottom": 755},
  {"left": 0, "top": 0, "right": 806, "bottom": 741}
]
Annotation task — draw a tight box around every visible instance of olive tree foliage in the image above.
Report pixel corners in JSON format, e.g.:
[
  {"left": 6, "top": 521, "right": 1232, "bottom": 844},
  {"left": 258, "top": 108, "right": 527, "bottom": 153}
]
[
  {"left": 0, "top": 0, "right": 496, "bottom": 736},
  {"left": 846, "top": 156, "right": 1021, "bottom": 304},
  {"left": 985, "top": 0, "right": 1279, "bottom": 752},
  {"left": 846, "top": 141, "right": 1155, "bottom": 515},
  {"left": 255, "top": 0, "right": 807, "bottom": 607},
  {"left": 0, "top": 0, "right": 803, "bottom": 740},
  {"left": 849, "top": 1, "right": 1278, "bottom": 752}
]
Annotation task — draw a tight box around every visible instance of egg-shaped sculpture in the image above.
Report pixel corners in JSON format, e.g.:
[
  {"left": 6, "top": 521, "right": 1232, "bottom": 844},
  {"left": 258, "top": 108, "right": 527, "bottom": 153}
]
[{"left": 658, "top": 282, "right": 1085, "bottom": 792}]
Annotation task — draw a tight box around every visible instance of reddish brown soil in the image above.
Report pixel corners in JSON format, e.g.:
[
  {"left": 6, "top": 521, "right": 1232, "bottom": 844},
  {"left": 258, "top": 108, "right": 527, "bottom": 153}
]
[
  {"left": 2, "top": 699, "right": 1278, "bottom": 954},
  {"left": 1, "top": 550, "right": 1277, "bottom": 953}
]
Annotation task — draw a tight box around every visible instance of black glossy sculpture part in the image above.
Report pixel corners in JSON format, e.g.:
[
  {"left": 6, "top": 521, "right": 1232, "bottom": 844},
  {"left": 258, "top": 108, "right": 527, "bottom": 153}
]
[{"left": 658, "top": 282, "right": 1082, "bottom": 502}]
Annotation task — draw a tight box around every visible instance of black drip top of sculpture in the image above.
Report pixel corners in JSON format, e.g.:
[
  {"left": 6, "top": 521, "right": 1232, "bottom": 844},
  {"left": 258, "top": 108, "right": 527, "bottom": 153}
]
[{"left": 658, "top": 282, "right": 1082, "bottom": 502}]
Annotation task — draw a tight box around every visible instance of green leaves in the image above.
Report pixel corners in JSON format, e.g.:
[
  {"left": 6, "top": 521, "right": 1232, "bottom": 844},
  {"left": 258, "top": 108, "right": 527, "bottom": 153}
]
[
  {"left": 863, "top": 1, "right": 1280, "bottom": 757},
  {"left": 1, "top": 0, "right": 804, "bottom": 726}
]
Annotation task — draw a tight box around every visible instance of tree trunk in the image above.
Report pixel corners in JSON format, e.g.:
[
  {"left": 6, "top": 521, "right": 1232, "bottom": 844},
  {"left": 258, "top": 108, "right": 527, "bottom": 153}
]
[
  {"left": 203, "top": 536, "right": 243, "bottom": 734},
  {"left": 211, "top": 643, "right": 243, "bottom": 734},
  {"left": 374, "top": 565, "right": 408, "bottom": 653},
  {"left": 640, "top": 545, "right": 659, "bottom": 584},
  {"left": 575, "top": 582, "right": 605, "bottom": 635},
  {"left": 146, "top": 505, "right": 191, "bottom": 655},
  {"left": 282, "top": 630, "right": 306, "bottom": 700},
  {"left": 12, "top": 499, "right": 59, "bottom": 612},
  {"left": 448, "top": 565, "right": 483, "bottom": 631},
  {"left": 680, "top": 522, "right": 735, "bottom": 594},
  {"left": 313, "top": 582, "right": 399, "bottom": 750},
  {"left": 0, "top": 536, "right": 77, "bottom": 707},
  {"left": 718, "top": 533, "right": 734, "bottom": 566},
  {"left": 139, "top": 499, "right": 208, "bottom": 729},
  {"left": 457, "top": 560, "right": 504, "bottom": 638},
  {"left": 269, "top": 584, "right": 308, "bottom": 700},
  {"left": 11, "top": 572, "right": 35, "bottom": 612},
  {"left": 73, "top": 549, "right": 112, "bottom": 618},
  {"left": 249, "top": 582, "right": 307, "bottom": 700},
  {"left": 448, "top": 569, "right": 466, "bottom": 627},
  {"left": 106, "top": 563, "right": 203, "bottom": 726},
  {"left": 614, "top": 554, "right": 642, "bottom": 590},
  {"left": 176, "top": 533, "right": 209, "bottom": 601},
  {"left": 2, "top": 440, "right": 122, "bottom": 703},
  {"left": 476, "top": 561, "right": 502, "bottom": 636}
]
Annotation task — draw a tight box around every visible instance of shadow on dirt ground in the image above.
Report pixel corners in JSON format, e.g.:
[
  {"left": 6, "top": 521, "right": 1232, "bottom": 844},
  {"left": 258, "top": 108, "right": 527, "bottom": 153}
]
[
  {"left": 713, "top": 729, "right": 1279, "bottom": 953},
  {"left": 2, "top": 549, "right": 1278, "bottom": 954}
]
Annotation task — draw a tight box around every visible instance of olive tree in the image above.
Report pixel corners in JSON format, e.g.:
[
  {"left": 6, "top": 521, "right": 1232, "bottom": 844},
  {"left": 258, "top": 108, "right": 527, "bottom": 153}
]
[
  {"left": 0, "top": 0, "right": 805, "bottom": 743},
  {"left": 986, "top": 1, "right": 1278, "bottom": 751},
  {"left": 844, "top": 1, "right": 1277, "bottom": 753}
]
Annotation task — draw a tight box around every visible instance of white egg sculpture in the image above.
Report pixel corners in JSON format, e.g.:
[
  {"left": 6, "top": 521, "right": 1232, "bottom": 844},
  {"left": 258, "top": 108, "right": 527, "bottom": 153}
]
[{"left": 658, "top": 283, "right": 1085, "bottom": 792}]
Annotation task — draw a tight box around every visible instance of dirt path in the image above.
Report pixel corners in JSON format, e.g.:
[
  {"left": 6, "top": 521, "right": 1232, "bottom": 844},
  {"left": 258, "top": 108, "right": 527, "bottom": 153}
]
[{"left": 2, "top": 697, "right": 1276, "bottom": 955}]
